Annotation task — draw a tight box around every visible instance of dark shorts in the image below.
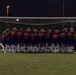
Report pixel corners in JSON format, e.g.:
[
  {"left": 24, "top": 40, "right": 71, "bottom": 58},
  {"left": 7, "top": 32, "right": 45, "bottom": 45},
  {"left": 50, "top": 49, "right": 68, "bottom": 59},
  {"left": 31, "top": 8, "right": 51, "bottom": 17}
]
[
  {"left": 67, "top": 39, "right": 74, "bottom": 45},
  {"left": 60, "top": 39, "right": 66, "bottom": 45}
]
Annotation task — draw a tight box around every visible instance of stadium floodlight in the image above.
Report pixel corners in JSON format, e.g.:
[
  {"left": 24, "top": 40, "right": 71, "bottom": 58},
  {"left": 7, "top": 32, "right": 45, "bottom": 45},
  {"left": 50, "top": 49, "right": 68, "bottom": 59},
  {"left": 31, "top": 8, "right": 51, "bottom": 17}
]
[
  {"left": 16, "top": 19, "right": 19, "bottom": 22},
  {"left": 6, "top": 6, "right": 10, "bottom": 9},
  {"left": 6, "top": 6, "right": 10, "bottom": 17},
  {"left": 6, "top": 6, "right": 10, "bottom": 26}
]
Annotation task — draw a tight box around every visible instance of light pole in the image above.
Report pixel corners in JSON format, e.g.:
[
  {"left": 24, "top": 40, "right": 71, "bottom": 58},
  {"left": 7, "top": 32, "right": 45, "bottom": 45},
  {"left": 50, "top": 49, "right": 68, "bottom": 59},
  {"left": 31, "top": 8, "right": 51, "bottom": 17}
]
[
  {"left": 63, "top": 0, "right": 64, "bottom": 28},
  {"left": 63, "top": 0, "right": 64, "bottom": 17},
  {"left": 6, "top": 6, "right": 10, "bottom": 26}
]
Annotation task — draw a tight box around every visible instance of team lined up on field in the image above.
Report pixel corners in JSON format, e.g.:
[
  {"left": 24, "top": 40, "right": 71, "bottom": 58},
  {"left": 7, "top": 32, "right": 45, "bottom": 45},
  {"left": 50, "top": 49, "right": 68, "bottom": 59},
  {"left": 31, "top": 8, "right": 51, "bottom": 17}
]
[{"left": 1, "top": 27, "right": 76, "bottom": 53}]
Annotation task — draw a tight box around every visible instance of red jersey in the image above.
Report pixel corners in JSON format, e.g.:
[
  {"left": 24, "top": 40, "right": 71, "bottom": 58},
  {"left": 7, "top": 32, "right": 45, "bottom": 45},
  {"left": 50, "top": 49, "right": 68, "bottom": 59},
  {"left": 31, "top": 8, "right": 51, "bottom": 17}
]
[
  {"left": 7, "top": 33, "right": 11, "bottom": 40},
  {"left": 30, "top": 34, "right": 35, "bottom": 41},
  {"left": 70, "top": 31, "right": 75, "bottom": 36},
  {"left": 2, "top": 34, "right": 7, "bottom": 40},
  {"left": 38, "top": 33, "right": 43, "bottom": 40},
  {"left": 63, "top": 31, "right": 68, "bottom": 36},
  {"left": 52, "top": 34, "right": 58, "bottom": 41},
  {"left": 67, "top": 32, "right": 73, "bottom": 40},
  {"left": 26, "top": 30, "right": 33, "bottom": 34},
  {"left": 61, "top": 33, "right": 67, "bottom": 40},
  {"left": 46, "top": 32, "right": 51, "bottom": 40},
  {"left": 14, "top": 31, "right": 18, "bottom": 39},
  {"left": 40, "top": 31, "right": 46, "bottom": 39},
  {"left": 10, "top": 33, "right": 14, "bottom": 40},
  {"left": 23, "top": 32, "right": 29, "bottom": 40},
  {"left": 17, "top": 32, "right": 23, "bottom": 40},
  {"left": 20, "top": 29, "right": 26, "bottom": 35}
]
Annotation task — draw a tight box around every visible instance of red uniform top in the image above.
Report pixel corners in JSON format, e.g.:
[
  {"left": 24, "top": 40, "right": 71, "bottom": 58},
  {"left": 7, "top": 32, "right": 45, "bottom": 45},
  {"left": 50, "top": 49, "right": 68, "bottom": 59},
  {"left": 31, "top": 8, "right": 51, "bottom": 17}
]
[
  {"left": 42, "top": 32, "right": 46, "bottom": 38},
  {"left": 17, "top": 32, "right": 23, "bottom": 40},
  {"left": 14, "top": 31, "right": 18, "bottom": 40},
  {"left": 26, "top": 30, "right": 33, "bottom": 34},
  {"left": 34, "top": 32, "right": 39, "bottom": 41},
  {"left": 70, "top": 31, "right": 75, "bottom": 36},
  {"left": 63, "top": 31, "right": 68, "bottom": 36},
  {"left": 30, "top": 34, "right": 35, "bottom": 41},
  {"left": 46, "top": 32, "right": 51, "bottom": 40},
  {"left": 7, "top": 33, "right": 12, "bottom": 40},
  {"left": 38, "top": 33, "right": 43, "bottom": 40},
  {"left": 52, "top": 34, "right": 58, "bottom": 41},
  {"left": 2, "top": 32, "right": 10, "bottom": 40},
  {"left": 2, "top": 34, "right": 7, "bottom": 40},
  {"left": 23, "top": 32, "right": 30, "bottom": 40},
  {"left": 10, "top": 33, "right": 14, "bottom": 40},
  {"left": 67, "top": 32, "right": 73, "bottom": 40},
  {"left": 20, "top": 29, "right": 26, "bottom": 35},
  {"left": 61, "top": 33, "right": 67, "bottom": 40}
]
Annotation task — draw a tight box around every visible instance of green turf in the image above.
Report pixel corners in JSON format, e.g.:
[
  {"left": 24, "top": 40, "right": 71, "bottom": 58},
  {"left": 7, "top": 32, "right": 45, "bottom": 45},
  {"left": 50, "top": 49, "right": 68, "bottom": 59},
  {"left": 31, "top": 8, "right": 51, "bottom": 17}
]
[{"left": 0, "top": 53, "right": 76, "bottom": 75}]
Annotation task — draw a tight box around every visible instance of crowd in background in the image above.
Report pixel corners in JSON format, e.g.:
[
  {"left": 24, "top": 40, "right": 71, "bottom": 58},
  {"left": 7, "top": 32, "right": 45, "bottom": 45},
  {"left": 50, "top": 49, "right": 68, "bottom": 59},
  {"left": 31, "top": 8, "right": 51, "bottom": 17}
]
[{"left": 1, "top": 27, "right": 76, "bottom": 53}]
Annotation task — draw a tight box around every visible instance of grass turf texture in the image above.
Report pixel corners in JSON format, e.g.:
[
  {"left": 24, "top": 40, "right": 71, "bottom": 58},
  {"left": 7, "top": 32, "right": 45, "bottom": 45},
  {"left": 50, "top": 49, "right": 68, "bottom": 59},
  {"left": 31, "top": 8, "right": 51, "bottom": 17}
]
[{"left": 0, "top": 53, "right": 76, "bottom": 75}]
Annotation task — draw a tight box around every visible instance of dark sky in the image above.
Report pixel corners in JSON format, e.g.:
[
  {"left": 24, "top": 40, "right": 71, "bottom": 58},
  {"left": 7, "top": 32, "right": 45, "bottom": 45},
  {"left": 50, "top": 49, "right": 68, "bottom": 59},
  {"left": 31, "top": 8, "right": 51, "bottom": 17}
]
[{"left": 0, "top": 0, "right": 76, "bottom": 17}]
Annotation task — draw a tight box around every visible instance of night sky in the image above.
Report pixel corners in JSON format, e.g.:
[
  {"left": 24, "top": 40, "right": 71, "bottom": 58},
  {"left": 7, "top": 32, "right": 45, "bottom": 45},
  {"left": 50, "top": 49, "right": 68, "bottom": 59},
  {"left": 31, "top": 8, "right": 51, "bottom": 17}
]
[{"left": 0, "top": 0, "right": 76, "bottom": 17}]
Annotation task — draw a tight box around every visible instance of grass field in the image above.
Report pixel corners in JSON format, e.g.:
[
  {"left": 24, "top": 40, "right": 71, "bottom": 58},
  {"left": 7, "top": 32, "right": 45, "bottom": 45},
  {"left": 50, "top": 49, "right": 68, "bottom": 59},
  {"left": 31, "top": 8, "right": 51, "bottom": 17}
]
[{"left": 0, "top": 53, "right": 76, "bottom": 75}]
